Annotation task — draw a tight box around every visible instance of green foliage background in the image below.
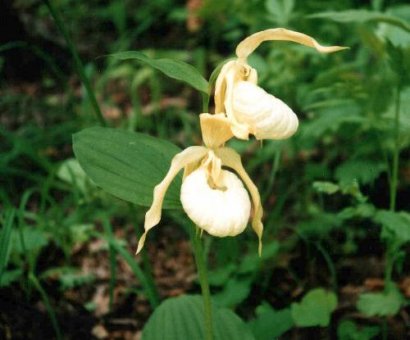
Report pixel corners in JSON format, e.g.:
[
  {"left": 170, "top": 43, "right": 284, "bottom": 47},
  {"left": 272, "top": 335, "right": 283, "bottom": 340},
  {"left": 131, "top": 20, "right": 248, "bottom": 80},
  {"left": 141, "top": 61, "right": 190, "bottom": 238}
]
[{"left": 1, "top": 0, "right": 409, "bottom": 339}]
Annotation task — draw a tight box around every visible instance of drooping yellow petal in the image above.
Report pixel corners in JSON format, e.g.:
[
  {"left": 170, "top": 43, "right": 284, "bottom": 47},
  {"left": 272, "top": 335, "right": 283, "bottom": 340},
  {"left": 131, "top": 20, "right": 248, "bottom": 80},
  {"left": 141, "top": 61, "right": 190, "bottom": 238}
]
[
  {"left": 136, "top": 146, "right": 208, "bottom": 254},
  {"left": 215, "top": 147, "right": 263, "bottom": 256},
  {"left": 200, "top": 113, "right": 234, "bottom": 149},
  {"left": 236, "top": 28, "right": 348, "bottom": 60}
]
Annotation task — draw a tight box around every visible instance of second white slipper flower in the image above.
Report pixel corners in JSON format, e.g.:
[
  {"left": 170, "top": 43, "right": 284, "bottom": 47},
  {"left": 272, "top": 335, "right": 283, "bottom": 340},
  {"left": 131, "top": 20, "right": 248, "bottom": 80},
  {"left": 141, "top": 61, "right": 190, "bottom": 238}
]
[{"left": 214, "top": 28, "right": 347, "bottom": 140}]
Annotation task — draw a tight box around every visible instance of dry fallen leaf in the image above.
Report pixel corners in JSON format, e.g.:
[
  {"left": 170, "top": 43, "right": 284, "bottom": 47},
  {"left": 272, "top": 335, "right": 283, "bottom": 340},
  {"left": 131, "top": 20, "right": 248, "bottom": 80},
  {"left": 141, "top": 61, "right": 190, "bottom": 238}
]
[{"left": 91, "top": 324, "right": 109, "bottom": 339}]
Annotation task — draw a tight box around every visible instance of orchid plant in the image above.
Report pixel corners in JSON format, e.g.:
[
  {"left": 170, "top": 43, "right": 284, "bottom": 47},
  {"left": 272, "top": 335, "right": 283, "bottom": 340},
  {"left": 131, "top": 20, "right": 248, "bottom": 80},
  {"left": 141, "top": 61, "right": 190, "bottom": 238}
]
[
  {"left": 138, "top": 28, "right": 346, "bottom": 258},
  {"left": 74, "top": 27, "right": 346, "bottom": 339},
  {"left": 130, "top": 28, "right": 345, "bottom": 339}
]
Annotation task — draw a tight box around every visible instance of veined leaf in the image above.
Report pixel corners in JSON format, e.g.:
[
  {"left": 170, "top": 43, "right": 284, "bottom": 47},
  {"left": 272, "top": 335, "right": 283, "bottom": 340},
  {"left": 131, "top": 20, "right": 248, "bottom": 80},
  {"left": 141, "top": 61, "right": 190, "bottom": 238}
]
[
  {"left": 309, "top": 10, "right": 410, "bottom": 33},
  {"left": 213, "top": 278, "right": 252, "bottom": 308},
  {"left": 0, "top": 269, "right": 23, "bottom": 287},
  {"left": 338, "top": 203, "right": 376, "bottom": 220},
  {"left": 335, "top": 160, "right": 386, "bottom": 185},
  {"left": 238, "top": 240, "right": 280, "bottom": 273},
  {"left": 111, "top": 51, "right": 209, "bottom": 94},
  {"left": 378, "top": 5, "right": 410, "bottom": 47},
  {"left": 301, "top": 102, "right": 362, "bottom": 140},
  {"left": 374, "top": 210, "right": 410, "bottom": 245},
  {"left": 357, "top": 286, "right": 404, "bottom": 317},
  {"left": 298, "top": 213, "right": 342, "bottom": 239},
  {"left": 291, "top": 288, "right": 337, "bottom": 327},
  {"left": 11, "top": 227, "right": 49, "bottom": 254},
  {"left": 313, "top": 181, "right": 340, "bottom": 195},
  {"left": 57, "top": 158, "right": 90, "bottom": 194},
  {"left": 249, "top": 303, "right": 294, "bottom": 339},
  {"left": 73, "top": 127, "right": 182, "bottom": 209},
  {"left": 142, "top": 295, "right": 254, "bottom": 340},
  {"left": 337, "top": 320, "right": 380, "bottom": 340}
]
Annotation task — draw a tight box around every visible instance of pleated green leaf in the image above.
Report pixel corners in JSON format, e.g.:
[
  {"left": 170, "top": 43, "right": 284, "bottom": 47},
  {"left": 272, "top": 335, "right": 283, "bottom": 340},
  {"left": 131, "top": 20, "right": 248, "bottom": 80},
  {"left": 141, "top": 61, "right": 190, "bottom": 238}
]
[
  {"left": 142, "top": 295, "right": 255, "bottom": 340},
  {"left": 73, "top": 127, "right": 182, "bottom": 209},
  {"left": 111, "top": 51, "right": 209, "bottom": 94}
]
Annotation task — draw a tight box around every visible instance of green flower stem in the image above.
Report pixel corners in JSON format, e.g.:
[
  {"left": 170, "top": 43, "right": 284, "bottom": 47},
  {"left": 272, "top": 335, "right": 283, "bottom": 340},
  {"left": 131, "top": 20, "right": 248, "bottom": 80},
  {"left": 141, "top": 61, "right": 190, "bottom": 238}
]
[
  {"left": 316, "top": 242, "right": 338, "bottom": 291},
  {"left": 202, "top": 92, "right": 210, "bottom": 113},
  {"left": 384, "top": 245, "right": 396, "bottom": 286},
  {"left": 262, "top": 146, "right": 282, "bottom": 203},
  {"left": 43, "top": 0, "right": 106, "bottom": 126},
  {"left": 29, "top": 273, "right": 62, "bottom": 340},
  {"left": 382, "top": 319, "right": 388, "bottom": 340},
  {"left": 384, "top": 84, "right": 401, "bottom": 288},
  {"left": 191, "top": 230, "right": 214, "bottom": 340},
  {"left": 129, "top": 206, "right": 160, "bottom": 307},
  {"left": 389, "top": 84, "right": 401, "bottom": 212}
]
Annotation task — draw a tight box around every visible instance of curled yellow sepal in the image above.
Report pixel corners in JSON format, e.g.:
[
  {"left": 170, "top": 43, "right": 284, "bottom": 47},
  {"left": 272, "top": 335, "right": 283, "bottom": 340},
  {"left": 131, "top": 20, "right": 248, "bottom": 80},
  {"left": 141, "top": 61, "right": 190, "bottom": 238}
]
[
  {"left": 214, "top": 61, "right": 256, "bottom": 139},
  {"left": 136, "top": 146, "right": 208, "bottom": 254},
  {"left": 236, "top": 27, "right": 348, "bottom": 61},
  {"left": 215, "top": 147, "right": 263, "bottom": 256}
]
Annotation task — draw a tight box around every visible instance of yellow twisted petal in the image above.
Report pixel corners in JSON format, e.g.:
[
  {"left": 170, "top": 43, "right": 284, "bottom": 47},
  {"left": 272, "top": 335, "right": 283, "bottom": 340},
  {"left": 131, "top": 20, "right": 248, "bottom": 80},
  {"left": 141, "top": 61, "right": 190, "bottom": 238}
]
[
  {"left": 215, "top": 147, "right": 263, "bottom": 256},
  {"left": 236, "top": 27, "right": 348, "bottom": 60},
  {"left": 137, "top": 146, "right": 208, "bottom": 254}
]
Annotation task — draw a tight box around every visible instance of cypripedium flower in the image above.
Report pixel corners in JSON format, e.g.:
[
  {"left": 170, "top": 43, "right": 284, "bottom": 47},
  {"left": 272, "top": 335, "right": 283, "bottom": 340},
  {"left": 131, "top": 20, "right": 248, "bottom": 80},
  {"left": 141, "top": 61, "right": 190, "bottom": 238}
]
[
  {"left": 137, "top": 114, "right": 263, "bottom": 255},
  {"left": 214, "top": 28, "right": 347, "bottom": 140},
  {"left": 137, "top": 28, "right": 346, "bottom": 256}
]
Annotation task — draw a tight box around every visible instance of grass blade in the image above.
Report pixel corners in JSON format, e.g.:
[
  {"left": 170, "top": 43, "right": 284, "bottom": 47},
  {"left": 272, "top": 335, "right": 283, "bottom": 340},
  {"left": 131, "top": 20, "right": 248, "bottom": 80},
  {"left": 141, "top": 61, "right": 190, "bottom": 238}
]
[
  {"left": 29, "top": 273, "right": 63, "bottom": 340},
  {"left": 0, "top": 208, "right": 15, "bottom": 283},
  {"left": 42, "top": 0, "right": 106, "bottom": 126},
  {"left": 111, "top": 239, "right": 159, "bottom": 308}
]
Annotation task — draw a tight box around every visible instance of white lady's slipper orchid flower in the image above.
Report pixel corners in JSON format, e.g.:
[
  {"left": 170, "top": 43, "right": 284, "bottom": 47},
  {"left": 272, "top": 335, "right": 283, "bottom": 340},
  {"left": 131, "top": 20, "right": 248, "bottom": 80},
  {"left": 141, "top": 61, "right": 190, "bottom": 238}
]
[
  {"left": 214, "top": 28, "right": 347, "bottom": 140},
  {"left": 137, "top": 114, "right": 263, "bottom": 255}
]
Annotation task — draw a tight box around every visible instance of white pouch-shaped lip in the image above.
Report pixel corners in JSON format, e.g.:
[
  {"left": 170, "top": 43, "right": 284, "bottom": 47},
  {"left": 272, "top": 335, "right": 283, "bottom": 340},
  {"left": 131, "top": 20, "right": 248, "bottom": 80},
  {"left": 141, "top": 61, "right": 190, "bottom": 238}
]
[
  {"left": 181, "top": 167, "right": 251, "bottom": 237},
  {"left": 232, "top": 81, "right": 299, "bottom": 140},
  {"left": 137, "top": 144, "right": 263, "bottom": 255}
]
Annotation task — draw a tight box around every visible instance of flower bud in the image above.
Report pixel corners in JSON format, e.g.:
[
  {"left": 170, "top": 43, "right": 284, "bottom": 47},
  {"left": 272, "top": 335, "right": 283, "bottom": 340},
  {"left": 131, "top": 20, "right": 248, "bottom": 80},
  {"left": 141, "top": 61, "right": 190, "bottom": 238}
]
[
  {"left": 231, "top": 81, "right": 299, "bottom": 140},
  {"left": 181, "top": 167, "right": 251, "bottom": 237}
]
